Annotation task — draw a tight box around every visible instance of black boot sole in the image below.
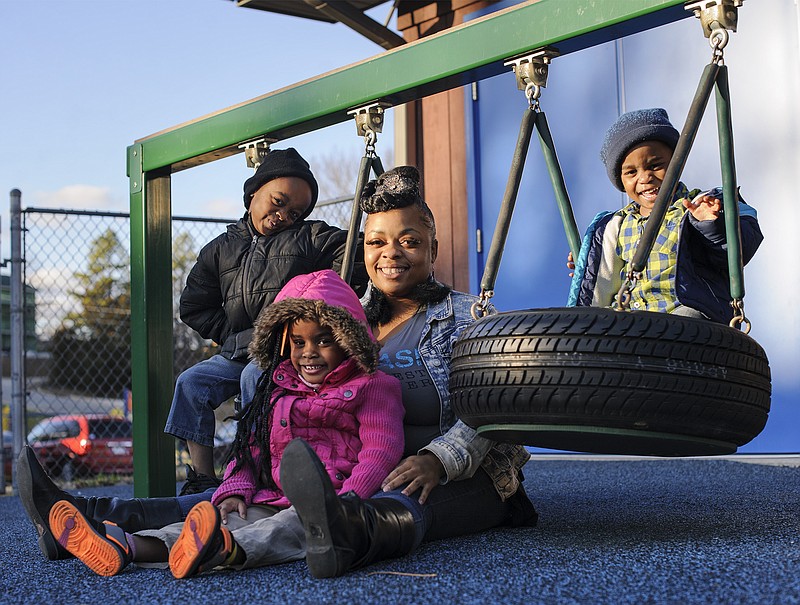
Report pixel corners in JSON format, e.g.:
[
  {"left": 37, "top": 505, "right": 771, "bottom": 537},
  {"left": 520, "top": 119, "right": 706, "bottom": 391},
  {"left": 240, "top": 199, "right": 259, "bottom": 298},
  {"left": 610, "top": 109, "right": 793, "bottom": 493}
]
[
  {"left": 17, "top": 446, "right": 75, "bottom": 560},
  {"left": 280, "top": 439, "right": 342, "bottom": 579}
]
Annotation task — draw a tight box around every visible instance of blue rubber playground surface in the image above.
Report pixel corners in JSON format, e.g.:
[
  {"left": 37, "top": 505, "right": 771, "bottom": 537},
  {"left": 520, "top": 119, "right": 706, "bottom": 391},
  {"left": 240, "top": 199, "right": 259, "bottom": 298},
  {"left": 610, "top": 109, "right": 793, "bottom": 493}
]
[{"left": 1, "top": 456, "right": 798, "bottom": 605}]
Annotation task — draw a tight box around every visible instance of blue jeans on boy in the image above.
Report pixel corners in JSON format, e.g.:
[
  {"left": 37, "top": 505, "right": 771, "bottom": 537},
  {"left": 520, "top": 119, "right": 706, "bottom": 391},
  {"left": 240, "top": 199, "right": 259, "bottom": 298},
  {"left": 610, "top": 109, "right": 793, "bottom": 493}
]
[{"left": 164, "top": 354, "right": 263, "bottom": 447}]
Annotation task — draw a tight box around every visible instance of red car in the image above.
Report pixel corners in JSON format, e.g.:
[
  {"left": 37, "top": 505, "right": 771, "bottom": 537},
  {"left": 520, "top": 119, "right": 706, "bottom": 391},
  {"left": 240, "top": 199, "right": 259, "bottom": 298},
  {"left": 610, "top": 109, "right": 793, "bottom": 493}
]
[{"left": 27, "top": 414, "right": 133, "bottom": 480}]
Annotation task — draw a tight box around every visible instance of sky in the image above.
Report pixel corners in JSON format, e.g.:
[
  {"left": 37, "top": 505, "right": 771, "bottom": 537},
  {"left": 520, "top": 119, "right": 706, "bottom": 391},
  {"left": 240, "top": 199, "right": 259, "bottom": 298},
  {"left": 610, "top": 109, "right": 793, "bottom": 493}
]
[{"left": 0, "top": 0, "right": 397, "bottom": 239}]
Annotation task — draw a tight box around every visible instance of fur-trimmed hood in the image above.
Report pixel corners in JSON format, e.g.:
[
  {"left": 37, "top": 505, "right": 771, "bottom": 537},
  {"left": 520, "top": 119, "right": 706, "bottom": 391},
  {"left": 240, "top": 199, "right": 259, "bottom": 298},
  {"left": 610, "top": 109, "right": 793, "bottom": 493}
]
[{"left": 248, "top": 269, "right": 379, "bottom": 374}]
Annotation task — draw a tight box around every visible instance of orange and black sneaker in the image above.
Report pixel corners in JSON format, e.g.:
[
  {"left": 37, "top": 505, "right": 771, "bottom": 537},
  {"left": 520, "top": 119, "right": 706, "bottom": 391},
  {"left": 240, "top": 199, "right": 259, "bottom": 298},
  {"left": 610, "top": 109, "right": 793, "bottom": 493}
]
[
  {"left": 169, "top": 501, "right": 233, "bottom": 579},
  {"left": 48, "top": 500, "right": 132, "bottom": 577}
]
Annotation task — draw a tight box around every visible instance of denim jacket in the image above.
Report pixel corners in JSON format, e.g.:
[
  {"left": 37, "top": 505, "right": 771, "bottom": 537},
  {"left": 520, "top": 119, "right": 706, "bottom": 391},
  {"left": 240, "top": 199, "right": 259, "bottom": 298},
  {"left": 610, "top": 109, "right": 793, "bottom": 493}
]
[{"left": 410, "top": 289, "right": 530, "bottom": 501}]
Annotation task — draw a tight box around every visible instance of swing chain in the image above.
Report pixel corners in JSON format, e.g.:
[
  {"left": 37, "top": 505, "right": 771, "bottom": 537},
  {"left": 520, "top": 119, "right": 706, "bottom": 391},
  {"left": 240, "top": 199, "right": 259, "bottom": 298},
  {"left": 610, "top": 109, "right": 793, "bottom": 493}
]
[
  {"left": 363, "top": 128, "right": 377, "bottom": 155},
  {"left": 525, "top": 82, "right": 541, "bottom": 111},
  {"left": 614, "top": 270, "right": 641, "bottom": 312},
  {"left": 729, "top": 298, "right": 751, "bottom": 334},
  {"left": 709, "top": 24, "right": 729, "bottom": 64},
  {"left": 471, "top": 289, "right": 495, "bottom": 319}
]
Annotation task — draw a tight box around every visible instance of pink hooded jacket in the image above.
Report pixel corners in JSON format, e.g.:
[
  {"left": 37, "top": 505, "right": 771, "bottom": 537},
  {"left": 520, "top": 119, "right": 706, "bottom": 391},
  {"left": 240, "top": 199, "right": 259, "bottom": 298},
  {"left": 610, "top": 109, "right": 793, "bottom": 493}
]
[{"left": 211, "top": 269, "right": 404, "bottom": 509}]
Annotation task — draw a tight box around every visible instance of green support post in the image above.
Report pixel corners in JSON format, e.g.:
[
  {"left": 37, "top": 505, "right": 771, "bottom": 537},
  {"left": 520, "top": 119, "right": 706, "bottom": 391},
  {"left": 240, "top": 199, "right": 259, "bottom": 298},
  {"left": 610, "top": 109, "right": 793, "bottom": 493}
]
[{"left": 128, "top": 145, "right": 178, "bottom": 497}]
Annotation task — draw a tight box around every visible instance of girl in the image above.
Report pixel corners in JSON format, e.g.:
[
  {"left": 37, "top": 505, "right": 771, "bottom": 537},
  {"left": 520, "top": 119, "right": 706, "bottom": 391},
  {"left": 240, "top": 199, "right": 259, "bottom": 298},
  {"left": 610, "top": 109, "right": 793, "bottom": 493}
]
[{"left": 47, "top": 269, "right": 404, "bottom": 577}]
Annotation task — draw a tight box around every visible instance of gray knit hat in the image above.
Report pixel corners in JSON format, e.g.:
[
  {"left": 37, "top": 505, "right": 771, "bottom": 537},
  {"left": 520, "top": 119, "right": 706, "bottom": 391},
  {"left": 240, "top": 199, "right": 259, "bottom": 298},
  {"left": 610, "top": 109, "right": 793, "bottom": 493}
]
[
  {"left": 242, "top": 147, "right": 319, "bottom": 216},
  {"left": 599, "top": 108, "right": 680, "bottom": 191}
]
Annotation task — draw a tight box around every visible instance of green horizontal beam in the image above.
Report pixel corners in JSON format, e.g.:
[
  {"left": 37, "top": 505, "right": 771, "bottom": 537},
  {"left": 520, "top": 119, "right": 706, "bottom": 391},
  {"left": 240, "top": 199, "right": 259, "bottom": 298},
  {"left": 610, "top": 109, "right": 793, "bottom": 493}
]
[{"left": 130, "top": 0, "right": 690, "bottom": 173}]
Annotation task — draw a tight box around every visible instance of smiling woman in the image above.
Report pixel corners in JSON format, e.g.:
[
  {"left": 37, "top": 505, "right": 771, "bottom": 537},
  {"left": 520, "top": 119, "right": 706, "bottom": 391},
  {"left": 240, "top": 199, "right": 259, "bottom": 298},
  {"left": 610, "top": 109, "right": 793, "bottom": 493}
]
[{"left": 280, "top": 165, "right": 537, "bottom": 579}]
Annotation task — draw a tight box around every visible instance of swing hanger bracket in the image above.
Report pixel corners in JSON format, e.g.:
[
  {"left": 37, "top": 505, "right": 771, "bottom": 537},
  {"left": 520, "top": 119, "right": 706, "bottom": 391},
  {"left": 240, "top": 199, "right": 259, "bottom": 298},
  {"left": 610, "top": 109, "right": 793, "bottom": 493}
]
[
  {"left": 685, "top": 0, "right": 742, "bottom": 39},
  {"left": 238, "top": 137, "right": 278, "bottom": 169},
  {"left": 348, "top": 102, "right": 392, "bottom": 144},
  {"left": 504, "top": 48, "right": 560, "bottom": 93}
]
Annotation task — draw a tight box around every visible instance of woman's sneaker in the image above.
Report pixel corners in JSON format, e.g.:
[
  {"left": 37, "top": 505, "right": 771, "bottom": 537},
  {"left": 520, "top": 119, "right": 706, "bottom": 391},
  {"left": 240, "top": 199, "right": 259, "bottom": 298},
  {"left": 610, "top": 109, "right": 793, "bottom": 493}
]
[
  {"left": 169, "top": 501, "right": 233, "bottom": 579},
  {"left": 48, "top": 500, "right": 132, "bottom": 577}
]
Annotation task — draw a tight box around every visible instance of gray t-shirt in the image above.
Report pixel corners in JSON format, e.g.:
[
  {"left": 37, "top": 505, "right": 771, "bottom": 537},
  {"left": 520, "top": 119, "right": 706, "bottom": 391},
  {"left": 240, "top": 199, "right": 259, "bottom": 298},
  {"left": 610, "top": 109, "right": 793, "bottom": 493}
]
[{"left": 377, "top": 311, "right": 441, "bottom": 455}]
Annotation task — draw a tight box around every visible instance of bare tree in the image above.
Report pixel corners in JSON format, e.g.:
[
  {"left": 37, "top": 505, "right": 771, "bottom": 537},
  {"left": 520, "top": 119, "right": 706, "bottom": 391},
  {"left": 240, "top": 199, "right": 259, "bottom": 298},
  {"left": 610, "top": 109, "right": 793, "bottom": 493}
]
[{"left": 312, "top": 146, "right": 395, "bottom": 201}]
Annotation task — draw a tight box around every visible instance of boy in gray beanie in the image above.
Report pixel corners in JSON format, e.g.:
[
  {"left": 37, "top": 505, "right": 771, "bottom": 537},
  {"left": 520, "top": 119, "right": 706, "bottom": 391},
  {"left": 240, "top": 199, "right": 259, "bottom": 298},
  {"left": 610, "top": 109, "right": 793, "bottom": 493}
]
[{"left": 567, "top": 108, "right": 763, "bottom": 323}]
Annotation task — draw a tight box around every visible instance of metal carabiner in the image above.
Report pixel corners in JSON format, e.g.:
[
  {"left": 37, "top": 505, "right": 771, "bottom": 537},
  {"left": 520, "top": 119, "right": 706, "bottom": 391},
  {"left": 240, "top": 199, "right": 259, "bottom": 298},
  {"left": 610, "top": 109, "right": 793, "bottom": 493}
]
[
  {"left": 709, "top": 24, "right": 729, "bottom": 64},
  {"left": 614, "top": 272, "right": 639, "bottom": 311},
  {"left": 729, "top": 298, "right": 751, "bottom": 334},
  {"left": 525, "top": 82, "right": 541, "bottom": 110},
  {"left": 363, "top": 128, "right": 377, "bottom": 153},
  {"left": 471, "top": 289, "right": 495, "bottom": 319}
]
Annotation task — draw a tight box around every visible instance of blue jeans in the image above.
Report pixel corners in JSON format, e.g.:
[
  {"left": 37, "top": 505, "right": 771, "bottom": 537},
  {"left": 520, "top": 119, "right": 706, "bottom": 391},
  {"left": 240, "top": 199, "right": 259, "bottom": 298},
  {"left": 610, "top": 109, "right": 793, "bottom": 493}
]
[
  {"left": 164, "top": 354, "right": 263, "bottom": 446},
  {"left": 240, "top": 360, "right": 264, "bottom": 408}
]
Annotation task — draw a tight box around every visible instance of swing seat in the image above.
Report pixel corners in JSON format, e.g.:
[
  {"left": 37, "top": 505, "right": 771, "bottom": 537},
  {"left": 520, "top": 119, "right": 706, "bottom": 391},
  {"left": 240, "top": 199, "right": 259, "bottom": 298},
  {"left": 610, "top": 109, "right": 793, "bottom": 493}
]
[{"left": 449, "top": 306, "right": 771, "bottom": 457}]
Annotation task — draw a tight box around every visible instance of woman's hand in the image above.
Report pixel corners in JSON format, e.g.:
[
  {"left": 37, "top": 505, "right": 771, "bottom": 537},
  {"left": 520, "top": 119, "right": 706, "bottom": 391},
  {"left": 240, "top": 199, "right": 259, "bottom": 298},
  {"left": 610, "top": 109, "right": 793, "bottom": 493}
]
[
  {"left": 684, "top": 193, "right": 722, "bottom": 221},
  {"left": 218, "top": 496, "right": 247, "bottom": 524},
  {"left": 381, "top": 453, "right": 445, "bottom": 504},
  {"left": 567, "top": 251, "right": 576, "bottom": 277}
]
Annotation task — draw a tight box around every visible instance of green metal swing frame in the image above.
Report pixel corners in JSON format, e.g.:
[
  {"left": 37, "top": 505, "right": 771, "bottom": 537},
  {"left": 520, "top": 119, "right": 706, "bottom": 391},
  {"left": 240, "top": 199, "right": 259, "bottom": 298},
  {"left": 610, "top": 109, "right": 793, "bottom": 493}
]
[{"left": 127, "top": 0, "right": 693, "bottom": 497}]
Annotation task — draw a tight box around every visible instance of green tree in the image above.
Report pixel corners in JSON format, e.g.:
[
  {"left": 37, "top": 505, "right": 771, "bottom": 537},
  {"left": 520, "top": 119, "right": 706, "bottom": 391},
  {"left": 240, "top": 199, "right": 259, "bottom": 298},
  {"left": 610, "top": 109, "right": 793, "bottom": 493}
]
[{"left": 49, "top": 229, "right": 132, "bottom": 397}]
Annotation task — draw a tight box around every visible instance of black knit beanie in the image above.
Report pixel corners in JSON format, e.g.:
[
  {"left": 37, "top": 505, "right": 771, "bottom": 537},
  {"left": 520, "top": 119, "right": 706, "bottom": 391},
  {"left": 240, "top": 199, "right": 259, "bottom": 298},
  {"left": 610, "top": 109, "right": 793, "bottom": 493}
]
[
  {"left": 242, "top": 148, "right": 319, "bottom": 217},
  {"left": 599, "top": 108, "right": 680, "bottom": 191}
]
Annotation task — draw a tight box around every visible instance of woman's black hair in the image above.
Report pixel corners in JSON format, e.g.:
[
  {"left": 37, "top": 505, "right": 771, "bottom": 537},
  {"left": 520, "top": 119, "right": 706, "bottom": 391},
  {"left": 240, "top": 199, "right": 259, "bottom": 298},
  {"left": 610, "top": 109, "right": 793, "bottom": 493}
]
[
  {"left": 360, "top": 165, "right": 451, "bottom": 325},
  {"left": 226, "top": 330, "right": 284, "bottom": 487}
]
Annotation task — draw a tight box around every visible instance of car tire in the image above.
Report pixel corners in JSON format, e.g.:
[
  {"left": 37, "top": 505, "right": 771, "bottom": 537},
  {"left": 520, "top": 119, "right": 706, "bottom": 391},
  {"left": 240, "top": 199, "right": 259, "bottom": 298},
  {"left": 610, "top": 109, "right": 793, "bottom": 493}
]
[{"left": 449, "top": 307, "right": 771, "bottom": 456}]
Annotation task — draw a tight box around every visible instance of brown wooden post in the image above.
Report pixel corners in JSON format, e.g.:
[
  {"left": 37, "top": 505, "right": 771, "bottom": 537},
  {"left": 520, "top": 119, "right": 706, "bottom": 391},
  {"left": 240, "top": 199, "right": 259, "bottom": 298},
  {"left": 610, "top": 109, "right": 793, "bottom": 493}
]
[{"left": 396, "top": 0, "right": 496, "bottom": 293}]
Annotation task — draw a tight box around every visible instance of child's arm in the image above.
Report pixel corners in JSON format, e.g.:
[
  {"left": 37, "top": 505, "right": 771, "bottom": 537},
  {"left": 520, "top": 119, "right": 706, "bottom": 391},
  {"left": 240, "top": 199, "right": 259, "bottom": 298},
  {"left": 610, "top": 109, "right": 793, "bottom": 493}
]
[
  {"left": 306, "top": 221, "right": 369, "bottom": 295},
  {"left": 179, "top": 238, "right": 229, "bottom": 343},
  {"left": 338, "top": 373, "right": 405, "bottom": 499},
  {"left": 682, "top": 189, "right": 764, "bottom": 265},
  {"left": 211, "top": 445, "right": 261, "bottom": 507}
]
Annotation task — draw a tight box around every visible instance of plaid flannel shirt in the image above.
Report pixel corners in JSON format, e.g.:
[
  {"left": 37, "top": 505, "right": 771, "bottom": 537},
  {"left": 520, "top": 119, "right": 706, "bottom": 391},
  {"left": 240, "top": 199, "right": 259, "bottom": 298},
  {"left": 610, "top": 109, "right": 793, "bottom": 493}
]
[{"left": 615, "top": 184, "right": 700, "bottom": 312}]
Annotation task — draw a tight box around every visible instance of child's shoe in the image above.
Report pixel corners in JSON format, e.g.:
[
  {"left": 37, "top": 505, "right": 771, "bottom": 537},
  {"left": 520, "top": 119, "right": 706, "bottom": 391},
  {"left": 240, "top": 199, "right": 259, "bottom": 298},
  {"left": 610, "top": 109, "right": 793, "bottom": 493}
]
[
  {"left": 48, "top": 500, "right": 132, "bottom": 576},
  {"left": 169, "top": 501, "right": 233, "bottom": 579}
]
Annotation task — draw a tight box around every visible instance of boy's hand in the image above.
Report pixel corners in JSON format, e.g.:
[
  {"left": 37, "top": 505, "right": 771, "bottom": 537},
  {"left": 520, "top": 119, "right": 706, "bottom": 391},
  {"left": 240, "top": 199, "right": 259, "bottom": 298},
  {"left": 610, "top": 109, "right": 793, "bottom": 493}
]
[
  {"left": 567, "top": 251, "right": 576, "bottom": 277},
  {"left": 684, "top": 193, "right": 722, "bottom": 221},
  {"left": 218, "top": 496, "right": 247, "bottom": 524}
]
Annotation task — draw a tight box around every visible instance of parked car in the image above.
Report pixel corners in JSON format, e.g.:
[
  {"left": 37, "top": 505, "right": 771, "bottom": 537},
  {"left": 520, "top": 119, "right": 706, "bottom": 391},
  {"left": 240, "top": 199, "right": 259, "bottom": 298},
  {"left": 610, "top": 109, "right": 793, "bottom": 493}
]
[{"left": 27, "top": 414, "right": 133, "bottom": 480}]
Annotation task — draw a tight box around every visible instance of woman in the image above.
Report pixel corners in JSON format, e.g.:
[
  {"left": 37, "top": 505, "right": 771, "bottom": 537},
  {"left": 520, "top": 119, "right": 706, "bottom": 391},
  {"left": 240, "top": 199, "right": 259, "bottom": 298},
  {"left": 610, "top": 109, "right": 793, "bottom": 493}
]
[
  {"left": 281, "top": 165, "right": 537, "bottom": 579},
  {"left": 18, "top": 166, "right": 535, "bottom": 573}
]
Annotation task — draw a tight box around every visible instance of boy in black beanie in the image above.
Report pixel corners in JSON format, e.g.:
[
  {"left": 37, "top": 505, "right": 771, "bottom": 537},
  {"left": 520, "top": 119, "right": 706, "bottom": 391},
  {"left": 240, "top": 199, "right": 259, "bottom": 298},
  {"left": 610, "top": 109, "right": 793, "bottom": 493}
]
[
  {"left": 567, "top": 108, "right": 763, "bottom": 324},
  {"left": 167, "top": 147, "right": 365, "bottom": 490}
]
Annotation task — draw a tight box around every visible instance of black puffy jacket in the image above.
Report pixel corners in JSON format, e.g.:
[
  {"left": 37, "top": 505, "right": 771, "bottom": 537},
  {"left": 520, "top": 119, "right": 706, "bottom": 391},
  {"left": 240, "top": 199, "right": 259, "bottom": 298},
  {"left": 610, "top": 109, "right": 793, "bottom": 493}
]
[{"left": 179, "top": 215, "right": 365, "bottom": 360}]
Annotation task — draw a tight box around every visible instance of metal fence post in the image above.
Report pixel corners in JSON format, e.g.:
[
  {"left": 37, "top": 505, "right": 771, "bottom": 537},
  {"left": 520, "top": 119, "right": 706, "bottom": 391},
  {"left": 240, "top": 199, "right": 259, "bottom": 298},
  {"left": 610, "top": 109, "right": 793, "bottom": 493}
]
[{"left": 9, "top": 189, "right": 24, "bottom": 492}]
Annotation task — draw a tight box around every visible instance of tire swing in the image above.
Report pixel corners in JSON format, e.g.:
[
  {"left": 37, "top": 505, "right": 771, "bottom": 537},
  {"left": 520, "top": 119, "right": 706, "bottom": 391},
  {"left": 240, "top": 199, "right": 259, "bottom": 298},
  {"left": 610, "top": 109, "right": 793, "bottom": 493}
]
[{"left": 449, "top": 10, "right": 771, "bottom": 457}]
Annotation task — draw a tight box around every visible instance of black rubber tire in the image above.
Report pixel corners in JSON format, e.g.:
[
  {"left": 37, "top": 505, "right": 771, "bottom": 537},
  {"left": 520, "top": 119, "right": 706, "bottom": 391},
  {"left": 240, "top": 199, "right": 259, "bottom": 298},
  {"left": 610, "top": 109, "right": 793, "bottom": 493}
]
[{"left": 449, "top": 307, "right": 771, "bottom": 456}]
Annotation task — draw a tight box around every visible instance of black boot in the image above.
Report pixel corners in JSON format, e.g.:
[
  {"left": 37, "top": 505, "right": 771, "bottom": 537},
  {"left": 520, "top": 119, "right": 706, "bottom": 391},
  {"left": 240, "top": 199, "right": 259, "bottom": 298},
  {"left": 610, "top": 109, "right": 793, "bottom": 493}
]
[
  {"left": 280, "top": 438, "right": 417, "bottom": 579},
  {"left": 18, "top": 445, "right": 80, "bottom": 560},
  {"left": 17, "top": 446, "right": 184, "bottom": 561}
]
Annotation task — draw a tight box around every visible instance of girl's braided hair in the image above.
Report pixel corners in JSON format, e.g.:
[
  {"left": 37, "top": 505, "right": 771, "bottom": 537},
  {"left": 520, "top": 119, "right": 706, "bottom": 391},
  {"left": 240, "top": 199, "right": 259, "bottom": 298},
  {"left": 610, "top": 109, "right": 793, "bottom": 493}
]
[
  {"left": 360, "top": 166, "right": 451, "bottom": 326},
  {"left": 226, "top": 329, "right": 284, "bottom": 488}
]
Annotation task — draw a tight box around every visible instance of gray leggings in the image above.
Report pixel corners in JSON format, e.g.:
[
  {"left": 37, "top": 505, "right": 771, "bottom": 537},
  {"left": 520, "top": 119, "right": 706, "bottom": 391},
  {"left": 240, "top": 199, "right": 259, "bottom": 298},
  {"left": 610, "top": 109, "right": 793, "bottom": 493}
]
[{"left": 136, "top": 505, "right": 306, "bottom": 570}]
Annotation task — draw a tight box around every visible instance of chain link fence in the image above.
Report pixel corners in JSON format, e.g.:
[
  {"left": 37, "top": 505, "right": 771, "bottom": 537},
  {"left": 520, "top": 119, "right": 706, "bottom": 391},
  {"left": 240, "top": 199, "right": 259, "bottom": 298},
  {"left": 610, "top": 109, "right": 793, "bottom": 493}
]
[{"left": 4, "top": 196, "right": 354, "bottom": 488}]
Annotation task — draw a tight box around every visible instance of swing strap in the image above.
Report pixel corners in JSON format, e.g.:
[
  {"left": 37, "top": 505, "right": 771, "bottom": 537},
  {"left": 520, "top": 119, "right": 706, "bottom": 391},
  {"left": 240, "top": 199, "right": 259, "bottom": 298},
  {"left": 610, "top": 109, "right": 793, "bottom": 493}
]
[
  {"left": 619, "top": 24, "right": 749, "bottom": 331},
  {"left": 475, "top": 53, "right": 581, "bottom": 318},
  {"left": 340, "top": 104, "right": 388, "bottom": 286}
]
